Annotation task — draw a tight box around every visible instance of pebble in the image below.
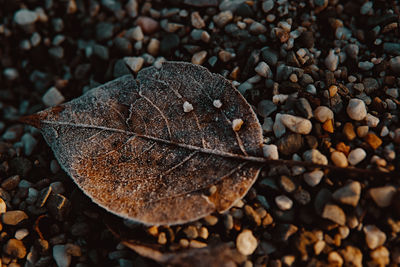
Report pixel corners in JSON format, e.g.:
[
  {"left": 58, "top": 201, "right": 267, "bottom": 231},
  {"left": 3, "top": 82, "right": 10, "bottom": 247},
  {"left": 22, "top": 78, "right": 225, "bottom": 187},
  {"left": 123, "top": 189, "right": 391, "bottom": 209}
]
[
  {"left": 236, "top": 229, "right": 258, "bottom": 256},
  {"left": 325, "top": 50, "right": 338, "bottom": 72},
  {"left": 304, "top": 170, "right": 324, "bottom": 187},
  {"left": 386, "top": 88, "right": 399, "bottom": 98},
  {"left": 363, "top": 225, "right": 386, "bottom": 250},
  {"left": 358, "top": 61, "right": 374, "bottom": 71},
  {"left": 0, "top": 198, "right": 6, "bottom": 213},
  {"left": 254, "top": 62, "right": 272, "bottom": 78},
  {"left": 53, "top": 245, "right": 71, "bottom": 267},
  {"left": 328, "top": 251, "right": 343, "bottom": 266},
  {"left": 332, "top": 181, "right": 361, "bottom": 207},
  {"left": 261, "top": 47, "right": 278, "bottom": 66},
  {"left": 363, "top": 78, "right": 379, "bottom": 94},
  {"left": 218, "top": 50, "right": 234, "bottom": 62},
  {"left": 95, "top": 22, "right": 114, "bottom": 41},
  {"left": 322, "top": 203, "right": 346, "bottom": 225},
  {"left": 295, "top": 98, "right": 313, "bottom": 119},
  {"left": 314, "top": 106, "right": 334, "bottom": 123},
  {"left": 4, "top": 239, "right": 27, "bottom": 259},
  {"left": 2, "top": 210, "right": 28, "bottom": 225},
  {"left": 275, "top": 195, "right": 293, "bottom": 210},
  {"left": 303, "top": 149, "right": 328, "bottom": 165},
  {"left": 263, "top": 144, "right": 279, "bottom": 160},
  {"left": 365, "top": 133, "right": 382, "bottom": 149},
  {"left": 346, "top": 98, "right": 367, "bottom": 121},
  {"left": 280, "top": 176, "right": 296, "bottom": 193},
  {"left": 124, "top": 57, "right": 144, "bottom": 73},
  {"left": 2, "top": 176, "right": 20, "bottom": 192},
  {"left": 14, "top": 9, "right": 38, "bottom": 26},
  {"left": 389, "top": 56, "right": 400, "bottom": 74},
  {"left": 262, "top": 0, "right": 274, "bottom": 13},
  {"left": 191, "top": 11, "right": 205, "bottom": 29},
  {"left": 160, "top": 34, "right": 180, "bottom": 54},
  {"left": 192, "top": 50, "right": 207, "bottom": 65},
  {"left": 213, "top": 11, "right": 233, "bottom": 28},
  {"left": 232, "top": 118, "right": 244, "bottom": 131},
  {"left": 356, "top": 126, "right": 369, "bottom": 138},
  {"left": 276, "top": 133, "right": 303, "bottom": 155},
  {"left": 15, "top": 228, "right": 29, "bottom": 240},
  {"left": 365, "top": 113, "right": 379, "bottom": 128},
  {"left": 369, "top": 186, "right": 396, "bottom": 207},
  {"left": 280, "top": 114, "right": 312, "bottom": 134},
  {"left": 136, "top": 16, "right": 159, "bottom": 35},
  {"left": 370, "top": 246, "right": 390, "bottom": 266},
  {"left": 42, "top": 87, "right": 65, "bottom": 107},
  {"left": 249, "top": 22, "right": 267, "bottom": 34},
  {"left": 125, "top": 0, "right": 138, "bottom": 18},
  {"left": 340, "top": 246, "right": 363, "bottom": 267},
  {"left": 183, "top": 225, "right": 198, "bottom": 239},
  {"left": 257, "top": 100, "right": 276, "bottom": 117},
  {"left": 331, "top": 151, "right": 348, "bottom": 168},
  {"left": 347, "top": 148, "right": 366, "bottom": 166},
  {"left": 360, "top": 1, "right": 373, "bottom": 15},
  {"left": 4, "top": 68, "right": 19, "bottom": 80}
]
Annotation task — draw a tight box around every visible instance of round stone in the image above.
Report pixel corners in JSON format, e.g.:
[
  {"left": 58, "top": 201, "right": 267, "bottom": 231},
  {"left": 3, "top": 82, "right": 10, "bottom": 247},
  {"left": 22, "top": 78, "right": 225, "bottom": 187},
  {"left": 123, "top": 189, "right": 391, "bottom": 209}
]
[
  {"left": 236, "top": 229, "right": 258, "bottom": 256},
  {"left": 280, "top": 114, "right": 312, "bottom": 135},
  {"left": 347, "top": 148, "right": 366, "bottom": 166},
  {"left": 2, "top": 210, "right": 28, "bottom": 225},
  {"left": 4, "top": 239, "right": 27, "bottom": 259},
  {"left": 14, "top": 9, "right": 38, "bottom": 26},
  {"left": 346, "top": 99, "right": 367, "bottom": 121},
  {"left": 304, "top": 170, "right": 324, "bottom": 187},
  {"left": 332, "top": 181, "right": 361, "bottom": 207},
  {"left": 369, "top": 186, "right": 396, "bottom": 208},
  {"left": 303, "top": 149, "right": 328, "bottom": 165},
  {"left": 263, "top": 144, "right": 279, "bottom": 160}
]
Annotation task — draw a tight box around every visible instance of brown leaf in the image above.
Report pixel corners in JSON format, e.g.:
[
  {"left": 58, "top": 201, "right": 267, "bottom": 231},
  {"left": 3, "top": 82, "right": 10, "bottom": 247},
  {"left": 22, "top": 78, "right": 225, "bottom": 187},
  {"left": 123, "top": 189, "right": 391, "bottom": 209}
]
[{"left": 23, "top": 62, "right": 264, "bottom": 225}]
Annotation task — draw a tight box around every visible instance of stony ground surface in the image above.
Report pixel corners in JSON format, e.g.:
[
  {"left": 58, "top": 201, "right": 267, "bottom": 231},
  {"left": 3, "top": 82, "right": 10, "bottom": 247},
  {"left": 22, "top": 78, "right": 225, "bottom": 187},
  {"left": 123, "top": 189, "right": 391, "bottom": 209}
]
[{"left": 1, "top": 0, "right": 400, "bottom": 266}]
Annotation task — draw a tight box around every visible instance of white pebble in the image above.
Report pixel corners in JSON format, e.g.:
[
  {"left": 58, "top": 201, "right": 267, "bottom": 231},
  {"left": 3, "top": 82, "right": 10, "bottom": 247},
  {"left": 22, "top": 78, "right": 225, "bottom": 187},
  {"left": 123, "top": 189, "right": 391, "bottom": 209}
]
[
  {"left": 232, "top": 118, "right": 244, "bottom": 132},
  {"left": 304, "top": 170, "right": 324, "bottom": 187},
  {"left": 213, "top": 99, "right": 222, "bottom": 108},
  {"left": 314, "top": 106, "right": 334, "bottom": 123},
  {"left": 346, "top": 98, "right": 367, "bottom": 121},
  {"left": 369, "top": 186, "right": 396, "bottom": 208},
  {"left": 275, "top": 195, "right": 293, "bottom": 210},
  {"left": 280, "top": 114, "right": 312, "bottom": 134},
  {"left": 263, "top": 144, "right": 279, "bottom": 160},
  {"left": 42, "top": 86, "right": 65, "bottom": 107},
  {"left": 347, "top": 148, "right": 366, "bottom": 165},
  {"left": 236, "top": 229, "right": 258, "bottom": 256},
  {"left": 272, "top": 94, "right": 288, "bottom": 104},
  {"left": 183, "top": 101, "right": 194, "bottom": 113}
]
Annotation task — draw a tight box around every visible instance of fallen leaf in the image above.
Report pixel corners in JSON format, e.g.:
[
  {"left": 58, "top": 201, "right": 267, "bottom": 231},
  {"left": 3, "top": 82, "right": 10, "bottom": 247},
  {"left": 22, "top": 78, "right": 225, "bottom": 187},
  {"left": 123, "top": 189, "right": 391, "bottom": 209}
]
[{"left": 22, "top": 62, "right": 264, "bottom": 225}]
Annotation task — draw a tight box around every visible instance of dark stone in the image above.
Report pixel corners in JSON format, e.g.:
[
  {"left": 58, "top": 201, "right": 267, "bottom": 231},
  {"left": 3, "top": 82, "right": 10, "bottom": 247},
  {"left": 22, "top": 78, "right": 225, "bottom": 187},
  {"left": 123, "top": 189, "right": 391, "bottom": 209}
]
[
  {"left": 96, "top": 22, "right": 114, "bottom": 41},
  {"left": 305, "top": 135, "right": 318, "bottom": 149},
  {"left": 314, "top": 188, "right": 332, "bottom": 215},
  {"left": 277, "top": 134, "right": 304, "bottom": 156},
  {"left": 299, "top": 31, "right": 314, "bottom": 48},
  {"left": 235, "top": 3, "right": 254, "bottom": 17},
  {"left": 9, "top": 157, "right": 32, "bottom": 176},
  {"left": 261, "top": 47, "right": 278, "bottom": 66},
  {"left": 295, "top": 98, "right": 313, "bottom": 119},
  {"left": 114, "top": 37, "right": 133, "bottom": 55},
  {"left": 184, "top": 0, "right": 218, "bottom": 7},
  {"left": 160, "top": 34, "right": 180, "bottom": 54}
]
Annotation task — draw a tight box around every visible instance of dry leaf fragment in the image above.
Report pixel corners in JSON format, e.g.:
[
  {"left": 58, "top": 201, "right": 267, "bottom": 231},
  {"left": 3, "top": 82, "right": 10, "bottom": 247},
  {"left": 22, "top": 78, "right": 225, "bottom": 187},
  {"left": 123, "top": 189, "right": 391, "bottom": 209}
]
[{"left": 22, "top": 62, "right": 263, "bottom": 225}]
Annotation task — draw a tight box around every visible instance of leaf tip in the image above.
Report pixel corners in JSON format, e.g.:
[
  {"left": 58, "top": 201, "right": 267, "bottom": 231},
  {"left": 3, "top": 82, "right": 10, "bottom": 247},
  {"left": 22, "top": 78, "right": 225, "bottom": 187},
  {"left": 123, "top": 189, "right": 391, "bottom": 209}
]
[{"left": 18, "top": 113, "right": 44, "bottom": 129}]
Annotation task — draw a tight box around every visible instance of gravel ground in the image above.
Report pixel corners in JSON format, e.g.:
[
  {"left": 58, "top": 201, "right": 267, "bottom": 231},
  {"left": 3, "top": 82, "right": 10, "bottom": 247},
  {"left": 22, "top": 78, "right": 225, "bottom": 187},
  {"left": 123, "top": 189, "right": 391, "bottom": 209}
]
[{"left": 1, "top": 0, "right": 400, "bottom": 266}]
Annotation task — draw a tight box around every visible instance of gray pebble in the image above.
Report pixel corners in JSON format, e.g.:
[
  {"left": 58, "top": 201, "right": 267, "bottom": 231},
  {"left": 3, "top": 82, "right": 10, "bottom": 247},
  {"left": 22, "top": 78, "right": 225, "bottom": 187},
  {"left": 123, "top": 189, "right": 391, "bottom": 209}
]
[
  {"left": 14, "top": 9, "right": 38, "bottom": 26},
  {"left": 325, "top": 50, "right": 338, "bottom": 72},
  {"left": 96, "top": 22, "right": 114, "bottom": 41},
  {"left": 304, "top": 170, "right": 324, "bottom": 187},
  {"left": 389, "top": 56, "right": 400, "bottom": 74},
  {"left": 213, "top": 10, "right": 233, "bottom": 28},
  {"left": 262, "top": 0, "right": 274, "bottom": 13},
  {"left": 249, "top": 22, "right": 267, "bottom": 34},
  {"left": 48, "top": 47, "right": 64, "bottom": 59},
  {"left": 360, "top": 1, "right": 373, "bottom": 15},
  {"left": 261, "top": 47, "right": 278, "bottom": 66},
  {"left": 257, "top": 99, "right": 276, "bottom": 117},
  {"left": 3, "top": 68, "right": 19, "bottom": 80},
  {"left": 42, "top": 87, "right": 65, "bottom": 107},
  {"left": 358, "top": 61, "right": 374, "bottom": 71},
  {"left": 53, "top": 245, "right": 71, "bottom": 267}
]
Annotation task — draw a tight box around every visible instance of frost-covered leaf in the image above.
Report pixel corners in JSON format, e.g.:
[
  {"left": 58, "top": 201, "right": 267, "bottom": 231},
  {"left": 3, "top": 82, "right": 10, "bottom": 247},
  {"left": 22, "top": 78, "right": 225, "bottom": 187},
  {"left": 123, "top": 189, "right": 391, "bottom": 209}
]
[{"left": 22, "top": 62, "right": 263, "bottom": 225}]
